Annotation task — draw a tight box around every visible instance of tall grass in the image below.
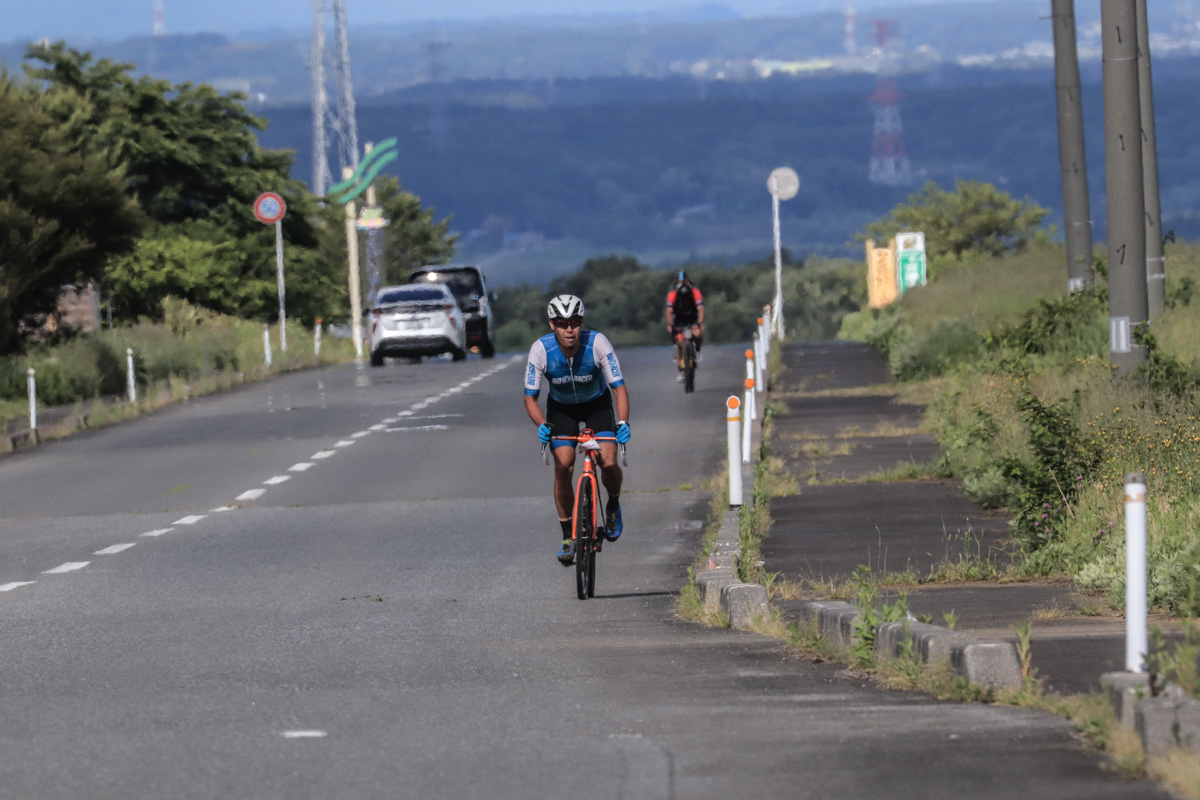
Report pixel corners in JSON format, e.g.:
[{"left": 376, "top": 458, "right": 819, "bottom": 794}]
[
  {"left": 842, "top": 241, "right": 1200, "bottom": 615},
  {"left": 1, "top": 298, "right": 355, "bottom": 426}
]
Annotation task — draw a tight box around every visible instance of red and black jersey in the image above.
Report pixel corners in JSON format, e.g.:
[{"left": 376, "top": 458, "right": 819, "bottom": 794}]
[{"left": 666, "top": 285, "right": 703, "bottom": 325}]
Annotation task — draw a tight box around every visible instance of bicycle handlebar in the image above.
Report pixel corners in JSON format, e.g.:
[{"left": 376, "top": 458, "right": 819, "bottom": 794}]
[{"left": 540, "top": 434, "right": 628, "bottom": 467}]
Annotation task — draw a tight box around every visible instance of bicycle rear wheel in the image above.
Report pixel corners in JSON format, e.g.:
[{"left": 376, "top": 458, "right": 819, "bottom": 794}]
[
  {"left": 574, "top": 476, "right": 595, "bottom": 600},
  {"left": 682, "top": 339, "right": 697, "bottom": 394}
]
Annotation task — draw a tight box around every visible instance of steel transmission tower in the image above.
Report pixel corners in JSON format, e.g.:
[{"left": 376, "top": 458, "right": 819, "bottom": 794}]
[
  {"left": 844, "top": 0, "right": 856, "bottom": 57},
  {"left": 310, "top": 0, "right": 360, "bottom": 197},
  {"left": 153, "top": 0, "right": 166, "bottom": 36},
  {"left": 868, "top": 20, "right": 911, "bottom": 187}
]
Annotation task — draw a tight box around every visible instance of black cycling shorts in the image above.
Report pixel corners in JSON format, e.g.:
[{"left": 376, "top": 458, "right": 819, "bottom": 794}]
[{"left": 546, "top": 391, "right": 616, "bottom": 450}]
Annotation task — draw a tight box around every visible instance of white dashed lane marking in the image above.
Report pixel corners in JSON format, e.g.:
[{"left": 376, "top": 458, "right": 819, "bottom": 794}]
[
  {"left": 94, "top": 543, "right": 136, "bottom": 555},
  {"left": 280, "top": 730, "right": 328, "bottom": 739},
  {"left": 44, "top": 562, "right": 89, "bottom": 574},
  {"left": 0, "top": 359, "right": 518, "bottom": 599}
]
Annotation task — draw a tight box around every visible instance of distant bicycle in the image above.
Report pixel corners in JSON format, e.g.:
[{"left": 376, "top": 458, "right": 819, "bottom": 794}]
[
  {"left": 677, "top": 327, "right": 697, "bottom": 394},
  {"left": 542, "top": 430, "right": 627, "bottom": 599}
]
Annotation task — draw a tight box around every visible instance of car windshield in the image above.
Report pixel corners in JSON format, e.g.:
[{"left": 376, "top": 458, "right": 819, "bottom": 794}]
[
  {"left": 376, "top": 286, "right": 447, "bottom": 305},
  {"left": 411, "top": 270, "right": 480, "bottom": 303}
]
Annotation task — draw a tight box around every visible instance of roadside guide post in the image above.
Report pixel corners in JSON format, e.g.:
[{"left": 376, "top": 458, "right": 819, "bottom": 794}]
[
  {"left": 263, "top": 324, "right": 273, "bottom": 367},
  {"left": 314, "top": 318, "right": 323, "bottom": 356},
  {"left": 326, "top": 139, "right": 399, "bottom": 364},
  {"left": 27, "top": 368, "right": 36, "bottom": 432},
  {"left": 126, "top": 348, "right": 137, "bottom": 404},
  {"left": 767, "top": 168, "right": 799, "bottom": 341},
  {"left": 743, "top": 378, "right": 755, "bottom": 464},
  {"left": 744, "top": 351, "right": 757, "bottom": 421},
  {"left": 1125, "top": 472, "right": 1148, "bottom": 672},
  {"left": 253, "top": 192, "right": 288, "bottom": 352},
  {"left": 727, "top": 396, "right": 743, "bottom": 507}
]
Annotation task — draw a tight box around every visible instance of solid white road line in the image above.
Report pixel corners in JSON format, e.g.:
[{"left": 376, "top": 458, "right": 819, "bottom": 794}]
[
  {"left": 94, "top": 543, "right": 136, "bottom": 555},
  {"left": 173, "top": 515, "right": 207, "bottom": 525},
  {"left": 236, "top": 489, "right": 267, "bottom": 501},
  {"left": 44, "top": 562, "right": 89, "bottom": 574},
  {"left": 289, "top": 463, "right": 315, "bottom": 472},
  {"left": 140, "top": 528, "right": 174, "bottom": 537},
  {"left": 263, "top": 475, "right": 291, "bottom": 485},
  {"left": 386, "top": 425, "right": 450, "bottom": 433},
  {"left": 0, "top": 582, "right": 36, "bottom": 592}
]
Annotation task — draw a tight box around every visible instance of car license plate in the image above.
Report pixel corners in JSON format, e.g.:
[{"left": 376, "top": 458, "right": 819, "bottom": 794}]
[{"left": 402, "top": 319, "right": 425, "bottom": 330}]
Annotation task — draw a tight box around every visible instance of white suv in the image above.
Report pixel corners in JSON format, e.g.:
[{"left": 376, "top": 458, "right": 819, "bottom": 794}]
[
  {"left": 409, "top": 265, "right": 496, "bottom": 358},
  {"left": 367, "top": 283, "right": 467, "bottom": 366}
]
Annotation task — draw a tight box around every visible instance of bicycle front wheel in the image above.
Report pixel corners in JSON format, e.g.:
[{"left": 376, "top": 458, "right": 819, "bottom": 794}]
[
  {"left": 682, "top": 339, "right": 697, "bottom": 394},
  {"left": 574, "top": 475, "right": 595, "bottom": 600}
]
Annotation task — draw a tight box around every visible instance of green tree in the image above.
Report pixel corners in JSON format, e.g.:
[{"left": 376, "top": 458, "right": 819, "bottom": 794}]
[
  {"left": 376, "top": 176, "right": 457, "bottom": 283},
  {"left": 0, "top": 73, "right": 142, "bottom": 353},
  {"left": 23, "top": 42, "right": 454, "bottom": 328},
  {"left": 860, "top": 180, "right": 1051, "bottom": 274}
]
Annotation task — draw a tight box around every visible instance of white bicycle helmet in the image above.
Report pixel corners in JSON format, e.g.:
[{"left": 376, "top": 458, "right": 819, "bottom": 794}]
[{"left": 547, "top": 294, "right": 585, "bottom": 320}]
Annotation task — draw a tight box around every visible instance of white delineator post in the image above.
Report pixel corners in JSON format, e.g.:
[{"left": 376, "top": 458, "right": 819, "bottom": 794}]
[
  {"left": 744, "top": 350, "right": 757, "bottom": 420},
  {"left": 742, "top": 378, "right": 755, "bottom": 464},
  {"left": 263, "top": 324, "right": 273, "bottom": 367},
  {"left": 1125, "top": 472, "right": 1148, "bottom": 672},
  {"left": 727, "top": 396, "right": 743, "bottom": 508},
  {"left": 314, "top": 318, "right": 323, "bottom": 356},
  {"left": 27, "top": 368, "right": 36, "bottom": 431},
  {"left": 126, "top": 348, "right": 137, "bottom": 403}
]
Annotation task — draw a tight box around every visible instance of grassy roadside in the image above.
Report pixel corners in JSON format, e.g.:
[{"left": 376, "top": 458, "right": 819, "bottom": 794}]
[
  {"left": 674, "top": 331, "right": 1197, "bottom": 795},
  {"left": 1, "top": 299, "right": 357, "bottom": 445}
]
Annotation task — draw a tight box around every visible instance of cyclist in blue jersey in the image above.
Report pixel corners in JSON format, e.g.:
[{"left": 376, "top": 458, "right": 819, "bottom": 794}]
[{"left": 524, "top": 294, "right": 631, "bottom": 565}]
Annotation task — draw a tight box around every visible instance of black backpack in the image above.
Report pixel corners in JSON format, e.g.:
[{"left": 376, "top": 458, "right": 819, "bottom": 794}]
[{"left": 673, "top": 284, "right": 697, "bottom": 319}]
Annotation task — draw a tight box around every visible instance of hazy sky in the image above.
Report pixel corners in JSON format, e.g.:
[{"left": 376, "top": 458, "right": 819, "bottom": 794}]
[{"left": 6, "top": 0, "right": 1001, "bottom": 43}]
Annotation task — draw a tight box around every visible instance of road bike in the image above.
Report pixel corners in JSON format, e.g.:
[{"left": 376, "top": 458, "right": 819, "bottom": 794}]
[
  {"left": 542, "top": 429, "right": 627, "bottom": 599},
  {"left": 677, "top": 327, "right": 698, "bottom": 394}
]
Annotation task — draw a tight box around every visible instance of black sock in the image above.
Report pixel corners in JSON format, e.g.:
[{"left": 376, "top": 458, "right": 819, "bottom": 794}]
[
  {"left": 606, "top": 495, "right": 620, "bottom": 510},
  {"left": 559, "top": 519, "right": 572, "bottom": 538}
]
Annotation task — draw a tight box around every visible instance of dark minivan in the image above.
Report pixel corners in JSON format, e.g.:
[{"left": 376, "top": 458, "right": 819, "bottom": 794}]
[{"left": 408, "top": 265, "right": 496, "bottom": 358}]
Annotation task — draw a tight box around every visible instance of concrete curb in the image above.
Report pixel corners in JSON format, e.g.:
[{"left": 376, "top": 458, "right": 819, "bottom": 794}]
[
  {"left": 1102, "top": 671, "right": 1200, "bottom": 755},
  {"left": 789, "top": 600, "right": 1022, "bottom": 690}
]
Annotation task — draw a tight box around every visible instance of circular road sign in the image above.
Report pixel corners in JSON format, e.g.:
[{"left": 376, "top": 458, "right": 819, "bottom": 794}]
[
  {"left": 253, "top": 192, "right": 286, "bottom": 224},
  {"left": 767, "top": 167, "right": 800, "bottom": 201}
]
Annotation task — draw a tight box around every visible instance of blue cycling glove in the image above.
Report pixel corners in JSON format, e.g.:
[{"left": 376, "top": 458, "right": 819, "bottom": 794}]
[
  {"left": 616, "top": 421, "right": 631, "bottom": 444},
  {"left": 538, "top": 423, "right": 552, "bottom": 444}
]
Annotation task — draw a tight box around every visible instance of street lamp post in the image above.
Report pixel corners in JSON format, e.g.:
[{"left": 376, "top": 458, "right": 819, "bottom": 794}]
[{"left": 766, "top": 167, "right": 799, "bottom": 341}]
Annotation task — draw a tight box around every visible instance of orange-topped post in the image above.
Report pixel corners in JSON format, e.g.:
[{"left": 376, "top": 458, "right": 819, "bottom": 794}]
[{"left": 727, "top": 396, "right": 743, "bottom": 507}]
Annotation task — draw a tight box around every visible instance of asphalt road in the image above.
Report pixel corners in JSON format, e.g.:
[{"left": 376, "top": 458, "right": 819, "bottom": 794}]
[{"left": 0, "top": 344, "right": 1171, "bottom": 799}]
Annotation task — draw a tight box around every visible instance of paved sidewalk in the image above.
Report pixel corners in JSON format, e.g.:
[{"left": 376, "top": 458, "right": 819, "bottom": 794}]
[{"left": 762, "top": 340, "right": 1130, "bottom": 696}]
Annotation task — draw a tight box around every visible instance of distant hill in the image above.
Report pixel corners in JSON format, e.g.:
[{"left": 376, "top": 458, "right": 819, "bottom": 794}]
[{"left": 253, "top": 59, "right": 1200, "bottom": 284}]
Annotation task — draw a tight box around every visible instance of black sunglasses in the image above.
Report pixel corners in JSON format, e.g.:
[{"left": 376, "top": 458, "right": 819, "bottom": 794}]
[{"left": 552, "top": 317, "right": 583, "bottom": 329}]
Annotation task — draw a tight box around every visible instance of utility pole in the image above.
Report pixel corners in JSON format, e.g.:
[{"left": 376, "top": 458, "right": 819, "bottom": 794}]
[
  {"left": 1136, "top": 0, "right": 1165, "bottom": 317},
  {"left": 1101, "top": 0, "right": 1148, "bottom": 376},
  {"left": 1051, "top": 0, "right": 1094, "bottom": 293}
]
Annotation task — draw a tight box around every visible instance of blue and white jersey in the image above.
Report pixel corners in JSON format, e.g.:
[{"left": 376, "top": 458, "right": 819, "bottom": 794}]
[{"left": 524, "top": 330, "right": 625, "bottom": 404}]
